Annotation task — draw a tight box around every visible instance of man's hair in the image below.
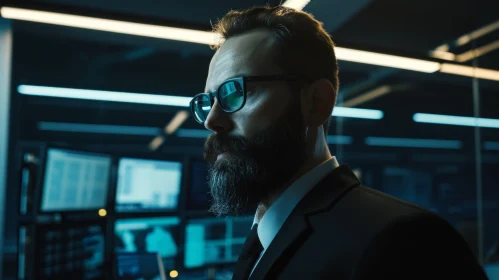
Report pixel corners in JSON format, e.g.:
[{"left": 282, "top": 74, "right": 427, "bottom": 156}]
[{"left": 211, "top": 5, "right": 339, "bottom": 136}]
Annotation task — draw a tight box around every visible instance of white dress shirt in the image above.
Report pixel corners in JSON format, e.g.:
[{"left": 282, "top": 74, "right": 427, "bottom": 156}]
[{"left": 249, "top": 157, "right": 339, "bottom": 276}]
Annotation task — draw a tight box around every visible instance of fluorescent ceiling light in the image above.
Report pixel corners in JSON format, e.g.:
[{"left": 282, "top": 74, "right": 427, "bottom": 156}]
[
  {"left": 0, "top": 7, "right": 220, "bottom": 45},
  {"left": 0, "top": 6, "right": 436, "bottom": 73},
  {"left": 176, "top": 129, "right": 211, "bottom": 138},
  {"left": 365, "top": 137, "right": 462, "bottom": 149},
  {"left": 435, "top": 20, "right": 499, "bottom": 51},
  {"left": 176, "top": 130, "right": 353, "bottom": 144},
  {"left": 456, "top": 35, "right": 471, "bottom": 46},
  {"left": 435, "top": 45, "right": 450, "bottom": 52},
  {"left": 327, "top": 135, "right": 353, "bottom": 145},
  {"left": 18, "top": 85, "right": 191, "bottom": 107},
  {"left": 440, "top": 63, "right": 499, "bottom": 81},
  {"left": 456, "top": 40, "right": 499, "bottom": 62},
  {"left": 455, "top": 20, "right": 499, "bottom": 47},
  {"left": 38, "top": 122, "right": 161, "bottom": 135},
  {"left": 413, "top": 113, "right": 499, "bottom": 129},
  {"left": 19, "top": 84, "right": 383, "bottom": 120},
  {"left": 282, "top": 0, "right": 311, "bottom": 10},
  {"left": 429, "top": 50, "right": 456, "bottom": 61},
  {"left": 165, "top": 110, "right": 189, "bottom": 135},
  {"left": 4, "top": 6, "right": 499, "bottom": 80},
  {"left": 148, "top": 135, "right": 165, "bottom": 151},
  {"left": 484, "top": 141, "right": 499, "bottom": 151},
  {"left": 335, "top": 47, "right": 440, "bottom": 73},
  {"left": 341, "top": 85, "right": 392, "bottom": 107},
  {"left": 332, "top": 107, "right": 384, "bottom": 119}
]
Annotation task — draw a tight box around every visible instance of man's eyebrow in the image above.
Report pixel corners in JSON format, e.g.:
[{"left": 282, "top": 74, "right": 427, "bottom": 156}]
[{"left": 205, "top": 74, "right": 246, "bottom": 93}]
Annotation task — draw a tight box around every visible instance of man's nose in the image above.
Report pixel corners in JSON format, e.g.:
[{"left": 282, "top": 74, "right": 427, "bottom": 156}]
[{"left": 204, "top": 99, "right": 233, "bottom": 134}]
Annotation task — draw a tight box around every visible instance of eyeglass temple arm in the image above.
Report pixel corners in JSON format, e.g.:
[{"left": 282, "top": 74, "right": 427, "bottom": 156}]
[{"left": 244, "top": 74, "right": 304, "bottom": 82}]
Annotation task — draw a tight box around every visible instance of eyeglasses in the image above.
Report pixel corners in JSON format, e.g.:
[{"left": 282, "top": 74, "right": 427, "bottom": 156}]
[{"left": 190, "top": 74, "right": 305, "bottom": 124}]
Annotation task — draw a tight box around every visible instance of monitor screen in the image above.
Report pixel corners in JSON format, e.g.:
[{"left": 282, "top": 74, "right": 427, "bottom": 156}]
[
  {"left": 114, "top": 217, "right": 181, "bottom": 271},
  {"left": 41, "top": 148, "right": 112, "bottom": 212},
  {"left": 116, "top": 158, "right": 182, "bottom": 212},
  {"left": 115, "top": 253, "right": 166, "bottom": 280},
  {"left": 35, "top": 224, "right": 105, "bottom": 280},
  {"left": 188, "top": 160, "right": 211, "bottom": 211},
  {"left": 184, "top": 216, "right": 253, "bottom": 269}
]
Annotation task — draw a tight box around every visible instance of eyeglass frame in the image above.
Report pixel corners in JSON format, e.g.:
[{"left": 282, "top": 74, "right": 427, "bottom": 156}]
[{"left": 189, "top": 74, "right": 310, "bottom": 124}]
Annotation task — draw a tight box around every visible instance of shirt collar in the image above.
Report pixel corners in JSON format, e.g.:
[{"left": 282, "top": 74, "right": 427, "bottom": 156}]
[{"left": 254, "top": 157, "right": 339, "bottom": 250}]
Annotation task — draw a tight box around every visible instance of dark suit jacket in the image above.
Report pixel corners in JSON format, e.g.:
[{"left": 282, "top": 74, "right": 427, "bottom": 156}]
[{"left": 234, "top": 164, "right": 488, "bottom": 280}]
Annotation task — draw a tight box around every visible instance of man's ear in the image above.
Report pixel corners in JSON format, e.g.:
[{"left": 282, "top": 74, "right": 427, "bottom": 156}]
[{"left": 300, "top": 79, "right": 336, "bottom": 128}]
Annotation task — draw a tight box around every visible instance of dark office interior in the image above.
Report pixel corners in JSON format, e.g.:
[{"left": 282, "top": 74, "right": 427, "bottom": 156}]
[{"left": 0, "top": 0, "right": 498, "bottom": 279}]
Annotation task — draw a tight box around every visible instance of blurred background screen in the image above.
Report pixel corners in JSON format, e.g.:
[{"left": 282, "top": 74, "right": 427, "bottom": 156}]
[
  {"left": 35, "top": 223, "right": 106, "bottom": 280},
  {"left": 115, "top": 252, "right": 165, "bottom": 280},
  {"left": 41, "top": 148, "right": 112, "bottom": 212},
  {"left": 114, "top": 217, "right": 180, "bottom": 272},
  {"left": 115, "top": 158, "right": 182, "bottom": 212},
  {"left": 184, "top": 216, "right": 252, "bottom": 269}
]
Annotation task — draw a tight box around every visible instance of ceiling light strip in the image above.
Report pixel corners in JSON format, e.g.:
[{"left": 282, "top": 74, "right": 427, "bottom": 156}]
[
  {"left": 0, "top": 7, "right": 220, "bottom": 45},
  {"left": 176, "top": 129, "right": 211, "bottom": 138},
  {"left": 335, "top": 47, "right": 440, "bottom": 73},
  {"left": 365, "top": 137, "right": 462, "bottom": 149},
  {"left": 440, "top": 64, "right": 499, "bottom": 81},
  {"left": 413, "top": 113, "right": 499, "bottom": 129},
  {"left": 484, "top": 141, "right": 499, "bottom": 151},
  {"left": 18, "top": 85, "right": 191, "bottom": 107},
  {"left": 4, "top": 6, "right": 499, "bottom": 79},
  {"left": 326, "top": 135, "right": 353, "bottom": 145},
  {"left": 19, "top": 85, "right": 384, "bottom": 120},
  {"left": 282, "top": 0, "right": 311, "bottom": 10},
  {"left": 0, "top": 7, "right": 435, "bottom": 73},
  {"left": 165, "top": 110, "right": 190, "bottom": 135},
  {"left": 332, "top": 107, "right": 384, "bottom": 119},
  {"left": 38, "top": 122, "right": 162, "bottom": 135}
]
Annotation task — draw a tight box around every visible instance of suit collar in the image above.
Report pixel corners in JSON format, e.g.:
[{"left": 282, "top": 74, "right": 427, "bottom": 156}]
[
  {"left": 301, "top": 164, "right": 361, "bottom": 215},
  {"left": 256, "top": 157, "right": 339, "bottom": 250},
  {"left": 247, "top": 164, "right": 360, "bottom": 280}
]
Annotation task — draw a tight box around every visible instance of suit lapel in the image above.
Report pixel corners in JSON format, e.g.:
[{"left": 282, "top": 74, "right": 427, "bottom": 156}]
[
  {"left": 233, "top": 226, "right": 262, "bottom": 280},
  {"left": 248, "top": 210, "right": 310, "bottom": 280},
  {"left": 249, "top": 164, "right": 360, "bottom": 280}
]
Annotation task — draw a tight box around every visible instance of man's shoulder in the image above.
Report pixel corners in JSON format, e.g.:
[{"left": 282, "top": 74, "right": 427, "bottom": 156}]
[
  {"left": 305, "top": 185, "right": 474, "bottom": 269},
  {"left": 304, "top": 165, "right": 435, "bottom": 224},
  {"left": 343, "top": 188, "right": 484, "bottom": 280},
  {"left": 342, "top": 186, "right": 455, "bottom": 237},
  {"left": 309, "top": 185, "right": 451, "bottom": 249},
  {"left": 277, "top": 185, "right": 483, "bottom": 280},
  {"left": 345, "top": 185, "right": 431, "bottom": 214},
  {"left": 330, "top": 185, "right": 437, "bottom": 222}
]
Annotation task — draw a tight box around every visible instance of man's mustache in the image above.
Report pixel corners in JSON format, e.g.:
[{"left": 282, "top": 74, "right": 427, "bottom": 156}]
[{"left": 203, "top": 134, "right": 252, "bottom": 162}]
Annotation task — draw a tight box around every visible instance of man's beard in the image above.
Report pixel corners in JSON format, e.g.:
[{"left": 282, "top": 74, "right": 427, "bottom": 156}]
[{"left": 203, "top": 101, "right": 307, "bottom": 217}]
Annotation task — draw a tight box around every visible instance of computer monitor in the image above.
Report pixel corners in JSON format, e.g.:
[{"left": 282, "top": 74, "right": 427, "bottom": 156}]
[
  {"left": 184, "top": 216, "right": 253, "bottom": 269},
  {"left": 40, "top": 148, "right": 112, "bottom": 212},
  {"left": 187, "top": 160, "right": 211, "bottom": 211},
  {"left": 114, "top": 217, "right": 181, "bottom": 271},
  {"left": 115, "top": 253, "right": 166, "bottom": 280},
  {"left": 115, "top": 158, "right": 182, "bottom": 212},
  {"left": 35, "top": 223, "right": 105, "bottom": 279}
]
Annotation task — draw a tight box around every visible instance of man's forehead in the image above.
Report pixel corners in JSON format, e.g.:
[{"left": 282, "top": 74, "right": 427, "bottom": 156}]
[{"left": 205, "top": 29, "right": 279, "bottom": 92}]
